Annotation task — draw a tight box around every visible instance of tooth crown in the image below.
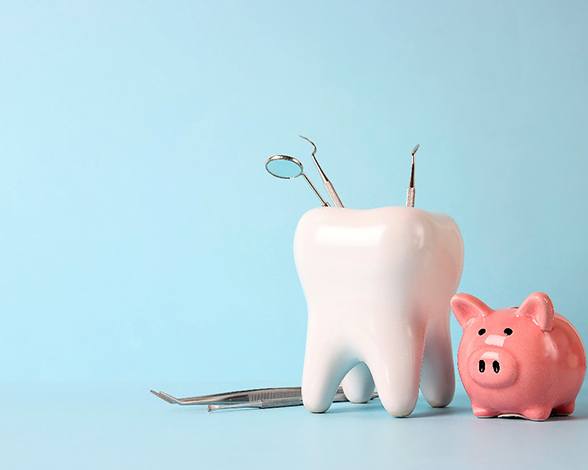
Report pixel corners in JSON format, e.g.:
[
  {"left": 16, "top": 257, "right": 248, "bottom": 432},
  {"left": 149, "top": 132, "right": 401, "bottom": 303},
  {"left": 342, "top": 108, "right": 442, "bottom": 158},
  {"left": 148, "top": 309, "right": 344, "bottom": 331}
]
[{"left": 294, "top": 207, "right": 464, "bottom": 417}]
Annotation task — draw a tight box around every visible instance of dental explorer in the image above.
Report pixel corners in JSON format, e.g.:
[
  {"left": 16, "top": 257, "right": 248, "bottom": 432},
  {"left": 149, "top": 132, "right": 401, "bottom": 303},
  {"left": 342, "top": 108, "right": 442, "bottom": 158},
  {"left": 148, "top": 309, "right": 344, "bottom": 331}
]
[
  {"left": 265, "top": 154, "right": 330, "bottom": 207},
  {"left": 406, "top": 144, "right": 420, "bottom": 208},
  {"left": 299, "top": 135, "right": 345, "bottom": 207}
]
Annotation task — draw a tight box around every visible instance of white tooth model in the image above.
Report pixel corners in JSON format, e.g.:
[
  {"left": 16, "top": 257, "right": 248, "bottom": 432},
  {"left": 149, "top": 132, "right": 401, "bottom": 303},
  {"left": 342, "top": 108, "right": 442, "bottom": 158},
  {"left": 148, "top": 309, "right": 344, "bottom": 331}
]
[{"left": 294, "top": 207, "right": 463, "bottom": 417}]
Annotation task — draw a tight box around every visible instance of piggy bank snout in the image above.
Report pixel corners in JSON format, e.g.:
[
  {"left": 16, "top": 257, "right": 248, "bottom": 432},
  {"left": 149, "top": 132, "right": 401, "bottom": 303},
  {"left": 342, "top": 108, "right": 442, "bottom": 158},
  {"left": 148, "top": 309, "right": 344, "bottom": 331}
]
[{"left": 467, "top": 348, "right": 518, "bottom": 388}]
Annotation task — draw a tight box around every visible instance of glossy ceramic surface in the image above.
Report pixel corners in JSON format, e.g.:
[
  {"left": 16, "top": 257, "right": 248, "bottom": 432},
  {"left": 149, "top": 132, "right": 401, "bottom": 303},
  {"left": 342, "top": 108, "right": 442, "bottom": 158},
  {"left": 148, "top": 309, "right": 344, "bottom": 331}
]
[
  {"left": 452, "top": 292, "right": 587, "bottom": 421},
  {"left": 294, "top": 206, "right": 464, "bottom": 417}
]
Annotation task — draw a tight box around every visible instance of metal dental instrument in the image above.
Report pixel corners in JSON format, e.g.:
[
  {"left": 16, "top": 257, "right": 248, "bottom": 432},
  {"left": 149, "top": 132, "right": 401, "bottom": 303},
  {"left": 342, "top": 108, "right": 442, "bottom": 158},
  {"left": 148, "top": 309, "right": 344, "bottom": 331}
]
[
  {"left": 265, "top": 154, "right": 330, "bottom": 207},
  {"left": 207, "top": 398, "right": 308, "bottom": 411},
  {"left": 207, "top": 388, "right": 349, "bottom": 411},
  {"left": 208, "top": 389, "right": 379, "bottom": 412},
  {"left": 150, "top": 386, "right": 379, "bottom": 411},
  {"left": 406, "top": 144, "right": 420, "bottom": 207},
  {"left": 299, "top": 135, "right": 344, "bottom": 207},
  {"left": 150, "top": 386, "right": 304, "bottom": 406}
]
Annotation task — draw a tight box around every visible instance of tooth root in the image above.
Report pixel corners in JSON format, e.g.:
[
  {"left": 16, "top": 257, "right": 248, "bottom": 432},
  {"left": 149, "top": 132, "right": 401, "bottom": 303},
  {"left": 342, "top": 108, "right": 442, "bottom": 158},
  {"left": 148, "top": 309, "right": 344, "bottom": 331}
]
[
  {"left": 342, "top": 362, "right": 375, "bottom": 403},
  {"left": 367, "top": 321, "right": 426, "bottom": 417},
  {"left": 302, "top": 341, "right": 353, "bottom": 413},
  {"left": 420, "top": 314, "right": 455, "bottom": 408}
]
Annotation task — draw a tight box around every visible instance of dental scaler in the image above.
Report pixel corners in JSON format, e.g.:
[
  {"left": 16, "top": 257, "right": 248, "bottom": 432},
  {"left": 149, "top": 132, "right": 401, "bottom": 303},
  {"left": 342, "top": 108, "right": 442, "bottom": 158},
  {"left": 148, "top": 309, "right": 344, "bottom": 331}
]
[{"left": 406, "top": 144, "right": 420, "bottom": 208}]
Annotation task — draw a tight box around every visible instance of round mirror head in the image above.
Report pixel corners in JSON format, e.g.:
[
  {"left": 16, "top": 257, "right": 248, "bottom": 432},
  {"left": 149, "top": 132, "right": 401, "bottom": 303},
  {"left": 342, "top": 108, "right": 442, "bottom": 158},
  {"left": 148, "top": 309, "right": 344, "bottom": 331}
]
[{"left": 265, "top": 155, "right": 303, "bottom": 179}]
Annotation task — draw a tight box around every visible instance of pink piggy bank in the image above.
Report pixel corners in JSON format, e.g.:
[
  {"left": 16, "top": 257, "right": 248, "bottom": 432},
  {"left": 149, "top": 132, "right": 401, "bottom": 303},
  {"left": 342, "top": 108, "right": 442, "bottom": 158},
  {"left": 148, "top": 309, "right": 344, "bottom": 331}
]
[{"left": 451, "top": 292, "right": 586, "bottom": 421}]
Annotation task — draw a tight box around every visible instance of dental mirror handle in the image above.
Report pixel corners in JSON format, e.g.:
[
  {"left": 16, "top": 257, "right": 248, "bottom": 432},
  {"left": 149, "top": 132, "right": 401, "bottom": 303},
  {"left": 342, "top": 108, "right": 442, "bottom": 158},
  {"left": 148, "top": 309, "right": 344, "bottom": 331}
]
[{"left": 302, "top": 173, "right": 330, "bottom": 207}]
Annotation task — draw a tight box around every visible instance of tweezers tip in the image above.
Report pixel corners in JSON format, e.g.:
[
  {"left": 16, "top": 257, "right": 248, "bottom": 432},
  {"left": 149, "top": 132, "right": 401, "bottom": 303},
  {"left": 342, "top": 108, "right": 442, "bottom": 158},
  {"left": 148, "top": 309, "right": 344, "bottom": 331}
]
[{"left": 150, "top": 389, "right": 178, "bottom": 404}]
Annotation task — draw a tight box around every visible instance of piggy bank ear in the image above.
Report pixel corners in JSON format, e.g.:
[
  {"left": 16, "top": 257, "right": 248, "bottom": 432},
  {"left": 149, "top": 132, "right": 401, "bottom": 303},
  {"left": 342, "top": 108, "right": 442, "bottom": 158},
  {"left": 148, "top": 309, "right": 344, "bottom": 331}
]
[
  {"left": 518, "top": 292, "right": 554, "bottom": 331},
  {"left": 451, "top": 293, "right": 492, "bottom": 327}
]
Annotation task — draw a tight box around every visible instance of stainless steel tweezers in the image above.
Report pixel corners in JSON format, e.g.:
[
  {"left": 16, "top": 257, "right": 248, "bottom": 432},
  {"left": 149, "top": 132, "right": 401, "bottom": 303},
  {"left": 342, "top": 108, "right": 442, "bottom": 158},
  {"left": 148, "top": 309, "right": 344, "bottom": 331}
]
[{"left": 150, "top": 386, "right": 378, "bottom": 411}]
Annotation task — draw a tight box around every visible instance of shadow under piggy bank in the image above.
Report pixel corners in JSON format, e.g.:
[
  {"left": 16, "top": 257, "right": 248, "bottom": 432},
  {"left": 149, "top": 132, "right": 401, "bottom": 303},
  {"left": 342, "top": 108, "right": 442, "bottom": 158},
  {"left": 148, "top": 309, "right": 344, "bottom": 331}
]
[{"left": 294, "top": 206, "right": 464, "bottom": 417}]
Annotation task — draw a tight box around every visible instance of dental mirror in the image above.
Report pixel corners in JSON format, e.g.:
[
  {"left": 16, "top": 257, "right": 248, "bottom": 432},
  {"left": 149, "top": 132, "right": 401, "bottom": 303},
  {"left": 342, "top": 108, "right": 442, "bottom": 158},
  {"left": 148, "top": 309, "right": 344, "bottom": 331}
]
[{"left": 265, "top": 154, "right": 330, "bottom": 207}]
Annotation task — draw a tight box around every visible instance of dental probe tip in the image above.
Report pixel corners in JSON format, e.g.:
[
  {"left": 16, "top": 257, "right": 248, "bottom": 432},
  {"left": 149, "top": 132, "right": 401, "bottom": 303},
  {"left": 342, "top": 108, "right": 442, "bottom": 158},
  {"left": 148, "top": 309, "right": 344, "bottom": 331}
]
[{"left": 298, "top": 135, "right": 317, "bottom": 153}]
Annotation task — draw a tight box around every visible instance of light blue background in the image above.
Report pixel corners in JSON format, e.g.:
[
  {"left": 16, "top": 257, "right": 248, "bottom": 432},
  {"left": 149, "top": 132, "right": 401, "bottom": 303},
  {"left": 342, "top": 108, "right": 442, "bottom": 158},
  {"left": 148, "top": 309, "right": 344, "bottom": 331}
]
[{"left": 1, "top": 1, "right": 587, "bottom": 469}]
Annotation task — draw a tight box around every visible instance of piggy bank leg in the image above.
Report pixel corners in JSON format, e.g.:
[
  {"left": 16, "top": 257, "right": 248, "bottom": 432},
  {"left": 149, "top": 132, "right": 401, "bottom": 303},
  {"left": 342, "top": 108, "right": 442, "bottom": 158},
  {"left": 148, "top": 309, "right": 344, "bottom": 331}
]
[
  {"left": 521, "top": 406, "right": 552, "bottom": 421},
  {"left": 341, "top": 362, "right": 376, "bottom": 403},
  {"left": 553, "top": 401, "right": 575, "bottom": 416},
  {"left": 419, "top": 314, "right": 455, "bottom": 408},
  {"left": 367, "top": 320, "right": 425, "bottom": 417},
  {"left": 472, "top": 405, "right": 497, "bottom": 418}
]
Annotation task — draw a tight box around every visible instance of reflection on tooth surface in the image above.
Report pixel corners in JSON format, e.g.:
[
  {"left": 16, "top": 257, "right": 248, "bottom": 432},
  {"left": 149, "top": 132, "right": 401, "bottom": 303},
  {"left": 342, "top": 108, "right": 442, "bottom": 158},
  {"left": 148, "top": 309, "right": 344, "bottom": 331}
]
[{"left": 316, "top": 224, "right": 387, "bottom": 246}]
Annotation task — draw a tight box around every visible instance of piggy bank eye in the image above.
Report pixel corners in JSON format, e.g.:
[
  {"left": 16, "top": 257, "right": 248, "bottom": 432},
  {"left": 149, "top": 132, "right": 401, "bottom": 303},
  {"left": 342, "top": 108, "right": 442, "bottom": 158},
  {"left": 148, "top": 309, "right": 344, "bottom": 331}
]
[
  {"left": 504, "top": 328, "right": 513, "bottom": 336},
  {"left": 477, "top": 328, "right": 486, "bottom": 335}
]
